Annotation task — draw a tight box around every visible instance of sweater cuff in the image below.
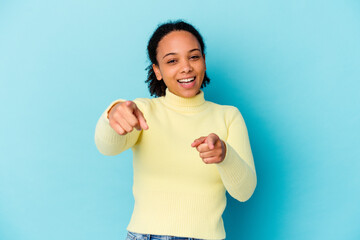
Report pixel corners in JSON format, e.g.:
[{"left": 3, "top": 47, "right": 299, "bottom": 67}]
[{"left": 216, "top": 141, "right": 250, "bottom": 183}]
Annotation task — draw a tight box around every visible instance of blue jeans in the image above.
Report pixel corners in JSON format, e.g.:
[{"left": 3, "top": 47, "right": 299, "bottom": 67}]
[{"left": 126, "top": 231, "right": 223, "bottom": 240}]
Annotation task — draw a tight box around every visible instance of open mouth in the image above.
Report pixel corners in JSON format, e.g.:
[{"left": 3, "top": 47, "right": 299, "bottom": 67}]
[{"left": 177, "top": 76, "right": 196, "bottom": 84}]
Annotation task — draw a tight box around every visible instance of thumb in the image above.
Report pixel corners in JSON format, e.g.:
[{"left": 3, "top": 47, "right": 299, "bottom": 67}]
[{"left": 134, "top": 107, "right": 148, "bottom": 130}]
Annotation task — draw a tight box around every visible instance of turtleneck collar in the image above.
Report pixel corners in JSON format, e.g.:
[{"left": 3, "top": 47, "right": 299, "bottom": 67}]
[{"left": 161, "top": 88, "right": 207, "bottom": 112}]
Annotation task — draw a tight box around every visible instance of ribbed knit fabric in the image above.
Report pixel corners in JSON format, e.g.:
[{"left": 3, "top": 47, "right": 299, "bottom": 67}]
[{"left": 94, "top": 88, "right": 257, "bottom": 240}]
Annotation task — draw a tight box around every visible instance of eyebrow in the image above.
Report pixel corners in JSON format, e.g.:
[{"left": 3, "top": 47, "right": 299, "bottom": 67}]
[{"left": 162, "top": 48, "right": 201, "bottom": 59}]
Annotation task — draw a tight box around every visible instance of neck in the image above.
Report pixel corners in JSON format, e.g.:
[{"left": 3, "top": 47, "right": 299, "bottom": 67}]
[{"left": 162, "top": 88, "right": 207, "bottom": 112}]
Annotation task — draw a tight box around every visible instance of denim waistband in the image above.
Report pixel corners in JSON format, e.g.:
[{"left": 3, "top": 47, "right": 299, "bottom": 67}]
[{"left": 126, "top": 231, "right": 224, "bottom": 240}]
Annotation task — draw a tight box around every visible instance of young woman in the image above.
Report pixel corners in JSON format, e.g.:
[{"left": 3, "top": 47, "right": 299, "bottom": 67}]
[{"left": 95, "top": 20, "right": 257, "bottom": 240}]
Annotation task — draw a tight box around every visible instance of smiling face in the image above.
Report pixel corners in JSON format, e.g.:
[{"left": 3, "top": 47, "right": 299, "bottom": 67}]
[{"left": 152, "top": 30, "right": 206, "bottom": 98}]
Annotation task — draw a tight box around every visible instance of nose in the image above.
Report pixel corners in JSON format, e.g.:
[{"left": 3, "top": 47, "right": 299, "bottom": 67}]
[{"left": 181, "top": 59, "right": 193, "bottom": 73}]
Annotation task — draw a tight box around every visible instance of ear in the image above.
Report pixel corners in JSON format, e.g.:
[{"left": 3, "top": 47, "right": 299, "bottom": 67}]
[
  {"left": 203, "top": 54, "right": 207, "bottom": 71},
  {"left": 152, "top": 64, "right": 162, "bottom": 80}
]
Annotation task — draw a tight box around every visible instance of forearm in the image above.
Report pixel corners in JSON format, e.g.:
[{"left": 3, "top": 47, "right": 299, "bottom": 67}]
[{"left": 216, "top": 141, "right": 257, "bottom": 202}]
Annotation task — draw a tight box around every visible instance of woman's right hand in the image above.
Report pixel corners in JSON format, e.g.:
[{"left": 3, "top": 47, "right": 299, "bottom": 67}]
[{"left": 108, "top": 101, "right": 149, "bottom": 135}]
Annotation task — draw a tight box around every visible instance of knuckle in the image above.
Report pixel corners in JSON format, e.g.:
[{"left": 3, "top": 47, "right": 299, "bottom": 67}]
[
  {"left": 109, "top": 112, "right": 116, "bottom": 120},
  {"left": 113, "top": 111, "right": 122, "bottom": 120},
  {"left": 117, "top": 104, "right": 125, "bottom": 110},
  {"left": 119, "top": 104, "right": 128, "bottom": 111},
  {"left": 118, "top": 128, "right": 125, "bottom": 135},
  {"left": 123, "top": 124, "right": 132, "bottom": 132},
  {"left": 110, "top": 122, "right": 119, "bottom": 130},
  {"left": 130, "top": 119, "right": 139, "bottom": 127}
]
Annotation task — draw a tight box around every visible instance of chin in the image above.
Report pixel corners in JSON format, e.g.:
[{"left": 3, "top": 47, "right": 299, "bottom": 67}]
[{"left": 181, "top": 90, "right": 199, "bottom": 98}]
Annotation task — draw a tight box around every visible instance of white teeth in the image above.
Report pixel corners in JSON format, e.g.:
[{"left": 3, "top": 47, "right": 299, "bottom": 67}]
[{"left": 178, "top": 77, "right": 195, "bottom": 83}]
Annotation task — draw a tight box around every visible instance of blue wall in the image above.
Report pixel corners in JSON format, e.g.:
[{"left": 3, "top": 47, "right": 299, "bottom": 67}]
[{"left": 1, "top": 1, "right": 359, "bottom": 239}]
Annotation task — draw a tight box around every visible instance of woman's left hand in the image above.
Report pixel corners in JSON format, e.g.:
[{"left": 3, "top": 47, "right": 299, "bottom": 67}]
[{"left": 191, "top": 133, "right": 227, "bottom": 164}]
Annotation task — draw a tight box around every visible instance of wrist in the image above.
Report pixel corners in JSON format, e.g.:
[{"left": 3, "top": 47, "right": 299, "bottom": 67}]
[{"left": 219, "top": 140, "right": 227, "bottom": 163}]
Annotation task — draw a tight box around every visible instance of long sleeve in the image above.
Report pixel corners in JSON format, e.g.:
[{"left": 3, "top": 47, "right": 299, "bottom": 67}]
[
  {"left": 216, "top": 107, "right": 257, "bottom": 202},
  {"left": 94, "top": 100, "right": 142, "bottom": 156}
]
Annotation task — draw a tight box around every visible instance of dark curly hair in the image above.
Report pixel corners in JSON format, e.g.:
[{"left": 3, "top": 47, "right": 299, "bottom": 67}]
[{"left": 145, "top": 20, "right": 210, "bottom": 97}]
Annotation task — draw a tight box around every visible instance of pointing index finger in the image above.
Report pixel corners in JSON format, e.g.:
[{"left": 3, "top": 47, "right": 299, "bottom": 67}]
[{"left": 207, "top": 134, "right": 219, "bottom": 150}]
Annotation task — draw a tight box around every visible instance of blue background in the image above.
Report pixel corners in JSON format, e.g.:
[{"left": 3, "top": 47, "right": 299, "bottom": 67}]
[{"left": 1, "top": 1, "right": 359, "bottom": 239}]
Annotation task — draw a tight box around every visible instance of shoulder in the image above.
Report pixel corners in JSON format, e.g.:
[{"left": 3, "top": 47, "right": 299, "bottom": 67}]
[
  {"left": 132, "top": 97, "right": 160, "bottom": 113},
  {"left": 132, "top": 97, "right": 152, "bottom": 107},
  {"left": 205, "top": 101, "right": 243, "bottom": 118},
  {"left": 206, "top": 101, "right": 245, "bottom": 125}
]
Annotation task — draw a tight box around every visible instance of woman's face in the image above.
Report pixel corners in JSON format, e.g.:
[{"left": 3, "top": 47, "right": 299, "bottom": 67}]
[{"left": 153, "top": 30, "right": 206, "bottom": 98}]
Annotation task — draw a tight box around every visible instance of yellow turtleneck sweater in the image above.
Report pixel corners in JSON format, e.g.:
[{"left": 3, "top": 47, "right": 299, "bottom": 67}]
[{"left": 94, "top": 88, "right": 257, "bottom": 240}]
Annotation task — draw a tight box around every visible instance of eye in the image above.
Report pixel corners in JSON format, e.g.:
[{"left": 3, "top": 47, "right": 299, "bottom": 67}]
[
  {"left": 167, "top": 59, "right": 177, "bottom": 64},
  {"left": 190, "top": 55, "right": 200, "bottom": 60}
]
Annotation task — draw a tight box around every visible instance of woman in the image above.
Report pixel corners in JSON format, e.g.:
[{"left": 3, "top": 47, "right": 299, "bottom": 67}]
[{"left": 95, "top": 20, "right": 257, "bottom": 240}]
